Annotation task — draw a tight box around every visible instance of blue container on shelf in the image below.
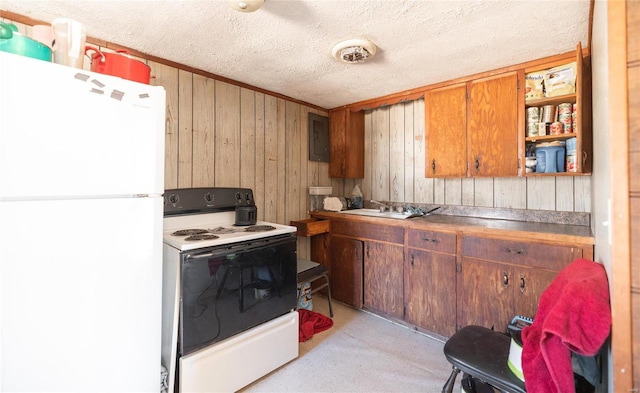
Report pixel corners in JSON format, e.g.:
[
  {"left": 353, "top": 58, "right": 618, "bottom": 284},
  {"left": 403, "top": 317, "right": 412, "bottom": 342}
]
[{"left": 535, "top": 145, "right": 566, "bottom": 173}]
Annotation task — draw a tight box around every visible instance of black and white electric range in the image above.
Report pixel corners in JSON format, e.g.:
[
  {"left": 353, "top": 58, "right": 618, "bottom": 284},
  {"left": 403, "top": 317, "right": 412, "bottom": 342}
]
[{"left": 161, "top": 187, "right": 299, "bottom": 393}]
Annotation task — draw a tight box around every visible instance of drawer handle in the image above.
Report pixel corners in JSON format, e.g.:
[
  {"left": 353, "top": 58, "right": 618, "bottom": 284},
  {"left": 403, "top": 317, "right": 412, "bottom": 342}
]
[
  {"left": 502, "top": 271, "right": 509, "bottom": 288},
  {"left": 504, "top": 247, "right": 526, "bottom": 255},
  {"left": 432, "top": 159, "right": 436, "bottom": 174},
  {"left": 520, "top": 274, "right": 526, "bottom": 292},
  {"left": 410, "top": 255, "right": 415, "bottom": 266},
  {"left": 422, "top": 237, "right": 440, "bottom": 244}
]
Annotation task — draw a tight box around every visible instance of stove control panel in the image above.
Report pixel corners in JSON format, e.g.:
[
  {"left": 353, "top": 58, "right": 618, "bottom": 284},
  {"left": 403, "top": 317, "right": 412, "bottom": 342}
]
[{"left": 164, "top": 187, "right": 255, "bottom": 216}]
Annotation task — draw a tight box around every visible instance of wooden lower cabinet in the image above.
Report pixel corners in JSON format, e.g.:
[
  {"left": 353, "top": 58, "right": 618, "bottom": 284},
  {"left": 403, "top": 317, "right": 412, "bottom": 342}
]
[
  {"left": 457, "top": 235, "right": 585, "bottom": 331},
  {"left": 310, "top": 216, "right": 593, "bottom": 339},
  {"left": 405, "top": 248, "right": 457, "bottom": 336},
  {"left": 328, "top": 235, "right": 364, "bottom": 308},
  {"left": 363, "top": 241, "right": 404, "bottom": 319}
]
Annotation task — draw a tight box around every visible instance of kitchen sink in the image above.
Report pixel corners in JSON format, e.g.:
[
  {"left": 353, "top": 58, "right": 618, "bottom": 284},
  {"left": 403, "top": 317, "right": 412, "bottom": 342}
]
[{"left": 338, "top": 208, "right": 415, "bottom": 220}]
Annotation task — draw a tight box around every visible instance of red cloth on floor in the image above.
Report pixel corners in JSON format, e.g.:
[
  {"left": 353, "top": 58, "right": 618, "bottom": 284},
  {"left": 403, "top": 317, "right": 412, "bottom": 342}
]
[
  {"left": 521, "top": 258, "right": 611, "bottom": 393},
  {"left": 298, "top": 309, "right": 333, "bottom": 342}
]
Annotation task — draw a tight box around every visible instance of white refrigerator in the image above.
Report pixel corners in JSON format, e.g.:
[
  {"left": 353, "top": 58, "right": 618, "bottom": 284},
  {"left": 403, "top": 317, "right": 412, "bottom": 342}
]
[{"left": 0, "top": 51, "right": 166, "bottom": 391}]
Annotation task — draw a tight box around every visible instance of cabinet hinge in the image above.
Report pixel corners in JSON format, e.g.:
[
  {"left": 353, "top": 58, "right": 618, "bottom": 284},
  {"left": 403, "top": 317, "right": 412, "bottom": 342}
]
[
  {"left": 403, "top": 305, "right": 407, "bottom": 318},
  {"left": 456, "top": 263, "right": 462, "bottom": 273},
  {"left": 517, "top": 79, "right": 520, "bottom": 90}
]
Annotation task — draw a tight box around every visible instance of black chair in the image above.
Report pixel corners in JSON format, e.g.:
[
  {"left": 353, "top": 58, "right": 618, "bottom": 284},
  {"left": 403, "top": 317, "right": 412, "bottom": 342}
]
[
  {"left": 442, "top": 258, "right": 611, "bottom": 393},
  {"left": 296, "top": 258, "right": 333, "bottom": 317}
]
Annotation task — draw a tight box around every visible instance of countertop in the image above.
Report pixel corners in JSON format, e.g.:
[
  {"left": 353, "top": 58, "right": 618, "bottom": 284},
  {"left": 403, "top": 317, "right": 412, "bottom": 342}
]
[{"left": 309, "top": 210, "right": 594, "bottom": 245}]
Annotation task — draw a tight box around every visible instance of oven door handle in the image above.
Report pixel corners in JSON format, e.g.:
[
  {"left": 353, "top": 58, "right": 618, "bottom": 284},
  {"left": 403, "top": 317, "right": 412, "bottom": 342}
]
[{"left": 184, "top": 251, "right": 217, "bottom": 260}]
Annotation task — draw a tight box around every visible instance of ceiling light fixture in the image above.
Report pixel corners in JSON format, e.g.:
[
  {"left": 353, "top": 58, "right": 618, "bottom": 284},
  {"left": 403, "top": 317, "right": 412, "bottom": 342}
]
[
  {"left": 332, "top": 39, "right": 377, "bottom": 64},
  {"left": 229, "top": 0, "right": 264, "bottom": 12}
]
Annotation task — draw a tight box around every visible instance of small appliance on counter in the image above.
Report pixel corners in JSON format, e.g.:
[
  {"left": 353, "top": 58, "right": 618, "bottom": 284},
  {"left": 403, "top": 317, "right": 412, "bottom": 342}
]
[{"left": 309, "top": 186, "right": 332, "bottom": 212}]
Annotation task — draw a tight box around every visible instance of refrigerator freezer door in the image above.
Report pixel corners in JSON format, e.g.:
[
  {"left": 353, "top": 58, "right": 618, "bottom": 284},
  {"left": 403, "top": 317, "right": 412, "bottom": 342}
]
[
  {"left": 0, "top": 52, "right": 166, "bottom": 199},
  {"left": 0, "top": 197, "right": 163, "bottom": 391}
]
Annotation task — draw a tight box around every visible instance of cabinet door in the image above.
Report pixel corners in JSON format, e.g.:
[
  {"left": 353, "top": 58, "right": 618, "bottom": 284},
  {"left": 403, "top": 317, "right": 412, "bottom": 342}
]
[
  {"left": 425, "top": 83, "right": 468, "bottom": 177},
  {"left": 363, "top": 241, "right": 404, "bottom": 319},
  {"left": 514, "top": 266, "right": 558, "bottom": 320},
  {"left": 458, "top": 257, "right": 514, "bottom": 331},
  {"left": 329, "top": 235, "right": 363, "bottom": 308},
  {"left": 468, "top": 71, "right": 519, "bottom": 177},
  {"left": 405, "top": 249, "right": 457, "bottom": 337},
  {"left": 329, "top": 109, "right": 364, "bottom": 178}
]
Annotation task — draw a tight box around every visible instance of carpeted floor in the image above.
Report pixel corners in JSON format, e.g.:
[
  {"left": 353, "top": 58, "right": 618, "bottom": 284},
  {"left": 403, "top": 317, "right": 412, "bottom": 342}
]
[{"left": 240, "top": 297, "right": 461, "bottom": 393}]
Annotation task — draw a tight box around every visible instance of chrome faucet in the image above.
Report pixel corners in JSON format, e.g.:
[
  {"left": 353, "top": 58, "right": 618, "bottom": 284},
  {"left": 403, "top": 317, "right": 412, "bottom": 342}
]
[{"left": 370, "top": 200, "right": 391, "bottom": 212}]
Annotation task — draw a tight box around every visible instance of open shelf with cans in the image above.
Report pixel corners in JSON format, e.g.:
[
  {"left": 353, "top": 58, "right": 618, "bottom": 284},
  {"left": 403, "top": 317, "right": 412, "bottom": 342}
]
[{"left": 521, "top": 43, "right": 592, "bottom": 176}]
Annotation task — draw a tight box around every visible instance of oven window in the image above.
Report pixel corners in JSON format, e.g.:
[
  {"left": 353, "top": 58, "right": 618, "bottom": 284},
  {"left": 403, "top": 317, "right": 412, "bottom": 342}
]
[{"left": 179, "top": 234, "right": 297, "bottom": 356}]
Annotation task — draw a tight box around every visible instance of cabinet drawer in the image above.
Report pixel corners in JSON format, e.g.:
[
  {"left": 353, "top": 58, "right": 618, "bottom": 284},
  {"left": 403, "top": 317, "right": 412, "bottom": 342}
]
[
  {"left": 407, "top": 229, "right": 456, "bottom": 254},
  {"left": 290, "top": 218, "right": 329, "bottom": 237},
  {"left": 461, "top": 235, "right": 582, "bottom": 271},
  {"left": 331, "top": 219, "right": 404, "bottom": 244}
]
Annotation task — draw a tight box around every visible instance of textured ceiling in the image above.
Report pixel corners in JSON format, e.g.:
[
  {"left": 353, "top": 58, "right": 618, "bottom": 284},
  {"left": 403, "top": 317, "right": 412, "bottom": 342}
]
[{"left": 1, "top": 0, "right": 591, "bottom": 109}]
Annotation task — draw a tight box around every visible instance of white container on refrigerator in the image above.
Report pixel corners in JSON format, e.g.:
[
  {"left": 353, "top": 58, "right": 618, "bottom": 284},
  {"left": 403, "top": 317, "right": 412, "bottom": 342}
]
[{"left": 0, "top": 51, "right": 166, "bottom": 392}]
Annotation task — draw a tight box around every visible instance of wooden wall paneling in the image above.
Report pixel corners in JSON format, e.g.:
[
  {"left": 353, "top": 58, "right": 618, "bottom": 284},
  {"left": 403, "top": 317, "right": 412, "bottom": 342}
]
[
  {"left": 555, "top": 177, "right": 576, "bottom": 212},
  {"left": 573, "top": 176, "right": 591, "bottom": 213},
  {"left": 372, "top": 107, "right": 391, "bottom": 201},
  {"left": 276, "top": 98, "right": 287, "bottom": 224},
  {"left": 444, "top": 179, "right": 462, "bottom": 205},
  {"left": 297, "top": 103, "right": 309, "bottom": 258},
  {"left": 389, "top": 104, "right": 405, "bottom": 202},
  {"left": 177, "top": 70, "right": 193, "bottom": 188},
  {"left": 461, "top": 178, "right": 475, "bottom": 205},
  {"left": 632, "top": 198, "right": 640, "bottom": 289},
  {"left": 240, "top": 87, "right": 256, "bottom": 192},
  {"left": 149, "top": 61, "right": 179, "bottom": 189},
  {"left": 473, "top": 178, "right": 494, "bottom": 207},
  {"left": 192, "top": 74, "right": 215, "bottom": 187},
  {"left": 494, "top": 178, "right": 526, "bottom": 209},
  {"left": 254, "top": 92, "right": 266, "bottom": 220},
  {"left": 214, "top": 81, "right": 241, "bottom": 187},
  {"left": 330, "top": 177, "right": 346, "bottom": 200},
  {"left": 434, "top": 178, "right": 445, "bottom": 204},
  {"left": 412, "top": 99, "right": 434, "bottom": 204},
  {"left": 610, "top": 1, "right": 634, "bottom": 389},
  {"left": 362, "top": 110, "right": 373, "bottom": 204},
  {"left": 263, "top": 95, "right": 279, "bottom": 223},
  {"left": 284, "top": 101, "right": 306, "bottom": 250},
  {"left": 403, "top": 101, "right": 416, "bottom": 203},
  {"left": 628, "top": 1, "right": 640, "bottom": 386},
  {"left": 526, "top": 177, "right": 556, "bottom": 210}
]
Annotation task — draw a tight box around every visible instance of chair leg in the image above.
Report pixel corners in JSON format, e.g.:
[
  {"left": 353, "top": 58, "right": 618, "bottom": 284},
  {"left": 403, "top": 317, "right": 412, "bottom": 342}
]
[
  {"left": 442, "top": 365, "right": 460, "bottom": 393},
  {"left": 324, "top": 274, "right": 334, "bottom": 317}
]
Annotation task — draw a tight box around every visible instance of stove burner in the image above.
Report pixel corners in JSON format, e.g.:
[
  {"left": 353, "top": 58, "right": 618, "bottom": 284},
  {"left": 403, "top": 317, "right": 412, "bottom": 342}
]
[
  {"left": 209, "top": 227, "right": 238, "bottom": 234},
  {"left": 172, "top": 229, "right": 208, "bottom": 236},
  {"left": 184, "top": 234, "right": 219, "bottom": 241},
  {"left": 245, "top": 225, "right": 276, "bottom": 232}
]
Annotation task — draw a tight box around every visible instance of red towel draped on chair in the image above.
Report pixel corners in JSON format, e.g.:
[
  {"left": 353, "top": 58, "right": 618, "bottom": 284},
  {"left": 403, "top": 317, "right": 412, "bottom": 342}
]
[{"left": 521, "top": 258, "right": 611, "bottom": 393}]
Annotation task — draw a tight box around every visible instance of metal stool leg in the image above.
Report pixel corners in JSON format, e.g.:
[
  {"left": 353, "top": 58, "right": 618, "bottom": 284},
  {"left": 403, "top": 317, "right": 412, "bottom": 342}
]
[
  {"left": 323, "top": 273, "right": 333, "bottom": 317},
  {"left": 442, "top": 365, "right": 460, "bottom": 393}
]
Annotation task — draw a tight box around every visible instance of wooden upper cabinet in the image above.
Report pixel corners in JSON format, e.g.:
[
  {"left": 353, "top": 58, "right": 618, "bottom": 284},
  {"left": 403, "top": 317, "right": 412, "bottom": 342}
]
[
  {"left": 523, "top": 44, "right": 592, "bottom": 176},
  {"left": 425, "top": 71, "right": 520, "bottom": 178},
  {"left": 329, "top": 108, "right": 364, "bottom": 178},
  {"left": 467, "top": 71, "right": 520, "bottom": 177},
  {"left": 425, "top": 83, "right": 467, "bottom": 177}
]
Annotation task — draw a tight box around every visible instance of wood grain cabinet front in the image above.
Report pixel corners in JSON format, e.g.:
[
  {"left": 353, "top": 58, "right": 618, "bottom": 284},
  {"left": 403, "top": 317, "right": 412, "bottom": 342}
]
[
  {"left": 405, "top": 229, "right": 457, "bottom": 337},
  {"left": 425, "top": 71, "right": 519, "bottom": 178},
  {"left": 328, "top": 108, "right": 364, "bottom": 178},
  {"left": 457, "top": 235, "right": 585, "bottom": 331},
  {"left": 328, "top": 235, "right": 364, "bottom": 308},
  {"left": 364, "top": 241, "right": 404, "bottom": 319}
]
